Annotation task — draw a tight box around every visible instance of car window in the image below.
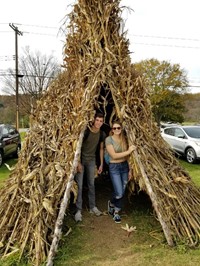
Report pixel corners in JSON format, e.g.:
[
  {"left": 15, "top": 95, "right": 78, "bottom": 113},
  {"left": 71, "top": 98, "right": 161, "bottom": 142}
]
[
  {"left": 174, "top": 128, "right": 185, "bottom": 138},
  {"left": 2, "top": 127, "right": 8, "bottom": 135},
  {"left": 8, "top": 126, "right": 16, "bottom": 135},
  {"left": 164, "top": 128, "right": 175, "bottom": 136},
  {"left": 183, "top": 127, "right": 200, "bottom": 138}
]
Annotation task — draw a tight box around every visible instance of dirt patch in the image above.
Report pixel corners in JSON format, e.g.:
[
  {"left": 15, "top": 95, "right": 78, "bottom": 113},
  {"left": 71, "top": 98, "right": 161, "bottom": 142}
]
[
  {"left": 56, "top": 176, "right": 200, "bottom": 266},
  {"left": 61, "top": 175, "right": 152, "bottom": 266}
]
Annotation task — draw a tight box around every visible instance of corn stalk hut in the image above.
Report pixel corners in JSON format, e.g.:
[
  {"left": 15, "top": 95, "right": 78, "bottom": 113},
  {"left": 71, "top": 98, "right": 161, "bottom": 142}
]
[{"left": 0, "top": 0, "right": 200, "bottom": 265}]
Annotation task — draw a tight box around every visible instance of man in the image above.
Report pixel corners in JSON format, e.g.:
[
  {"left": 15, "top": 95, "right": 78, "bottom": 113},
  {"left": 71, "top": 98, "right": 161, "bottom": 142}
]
[{"left": 75, "top": 112, "right": 105, "bottom": 222}]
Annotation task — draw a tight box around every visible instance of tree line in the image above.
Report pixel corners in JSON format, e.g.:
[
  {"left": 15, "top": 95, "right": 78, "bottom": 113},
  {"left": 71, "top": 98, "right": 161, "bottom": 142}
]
[{"left": 0, "top": 49, "right": 200, "bottom": 127}]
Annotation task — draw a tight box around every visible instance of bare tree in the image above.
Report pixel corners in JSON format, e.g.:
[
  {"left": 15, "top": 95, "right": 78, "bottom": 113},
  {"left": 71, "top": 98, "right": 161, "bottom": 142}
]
[{"left": 2, "top": 47, "right": 61, "bottom": 115}]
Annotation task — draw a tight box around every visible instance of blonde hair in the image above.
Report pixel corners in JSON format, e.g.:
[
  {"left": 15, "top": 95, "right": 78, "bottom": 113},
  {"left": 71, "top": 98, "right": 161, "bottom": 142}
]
[{"left": 111, "top": 120, "right": 128, "bottom": 151}]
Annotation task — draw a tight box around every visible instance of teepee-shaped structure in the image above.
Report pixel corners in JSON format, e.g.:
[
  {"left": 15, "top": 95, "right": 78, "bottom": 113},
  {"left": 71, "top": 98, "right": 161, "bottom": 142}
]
[{"left": 0, "top": 1, "right": 200, "bottom": 265}]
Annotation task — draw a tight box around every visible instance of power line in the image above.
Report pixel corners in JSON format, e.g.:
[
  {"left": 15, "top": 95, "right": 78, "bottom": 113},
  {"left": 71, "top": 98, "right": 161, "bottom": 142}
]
[
  {"left": 0, "top": 73, "right": 55, "bottom": 79},
  {"left": 0, "top": 55, "right": 15, "bottom": 61},
  {"left": 130, "top": 34, "right": 200, "bottom": 42},
  {"left": 0, "top": 22, "right": 63, "bottom": 37},
  {"left": 14, "top": 22, "right": 58, "bottom": 29},
  {"left": 23, "top": 31, "right": 58, "bottom": 37},
  {"left": 133, "top": 42, "right": 200, "bottom": 49},
  {"left": 0, "top": 22, "right": 58, "bottom": 29},
  {"left": 187, "top": 85, "right": 200, "bottom": 88},
  {"left": 0, "top": 73, "right": 199, "bottom": 87},
  {"left": 3, "top": 24, "right": 200, "bottom": 46},
  {"left": 1, "top": 24, "right": 200, "bottom": 42}
]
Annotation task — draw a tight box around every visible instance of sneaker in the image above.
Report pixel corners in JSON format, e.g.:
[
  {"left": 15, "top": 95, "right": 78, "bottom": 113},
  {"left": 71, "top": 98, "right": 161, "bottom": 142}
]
[
  {"left": 108, "top": 200, "right": 114, "bottom": 216},
  {"left": 75, "top": 210, "right": 82, "bottom": 222},
  {"left": 113, "top": 212, "right": 121, "bottom": 223},
  {"left": 90, "top": 207, "right": 102, "bottom": 216}
]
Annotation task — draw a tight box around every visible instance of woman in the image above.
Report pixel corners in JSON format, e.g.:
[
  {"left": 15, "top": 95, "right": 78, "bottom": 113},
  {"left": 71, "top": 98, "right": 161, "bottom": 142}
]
[{"left": 105, "top": 121, "right": 135, "bottom": 223}]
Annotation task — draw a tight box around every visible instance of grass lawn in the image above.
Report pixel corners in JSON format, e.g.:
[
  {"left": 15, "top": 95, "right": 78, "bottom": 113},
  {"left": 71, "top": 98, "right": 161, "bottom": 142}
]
[
  {"left": 0, "top": 158, "right": 17, "bottom": 187},
  {"left": 0, "top": 157, "right": 199, "bottom": 266},
  {"left": 179, "top": 159, "right": 200, "bottom": 186}
]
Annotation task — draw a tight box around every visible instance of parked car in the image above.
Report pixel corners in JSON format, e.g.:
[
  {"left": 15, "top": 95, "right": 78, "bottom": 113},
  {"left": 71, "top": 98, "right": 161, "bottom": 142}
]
[
  {"left": 0, "top": 124, "right": 21, "bottom": 167},
  {"left": 161, "top": 125, "right": 200, "bottom": 163},
  {"left": 160, "top": 122, "right": 179, "bottom": 132}
]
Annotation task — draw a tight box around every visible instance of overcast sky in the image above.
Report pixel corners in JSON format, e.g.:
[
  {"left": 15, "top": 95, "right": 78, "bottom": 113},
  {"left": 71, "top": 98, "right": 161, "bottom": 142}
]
[{"left": 0, "top": 0, "right": 200, "bottom": 93}]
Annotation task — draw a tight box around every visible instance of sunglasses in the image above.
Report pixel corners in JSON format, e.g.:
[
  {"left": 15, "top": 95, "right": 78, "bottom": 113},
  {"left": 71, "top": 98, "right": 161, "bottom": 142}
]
[{"left": 112, "top": 127, "right": 121, "bottom": 130}]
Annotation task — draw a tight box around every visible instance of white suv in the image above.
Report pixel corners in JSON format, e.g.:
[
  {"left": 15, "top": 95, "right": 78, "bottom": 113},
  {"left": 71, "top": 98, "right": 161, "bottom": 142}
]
[{"left": 161, "top": 125, "right": 200, "bottom": 164}]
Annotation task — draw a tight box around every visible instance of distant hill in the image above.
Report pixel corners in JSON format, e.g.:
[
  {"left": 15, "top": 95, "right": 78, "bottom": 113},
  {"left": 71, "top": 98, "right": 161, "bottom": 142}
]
[{"left": 1, "top": 93, "right": 200, "bottom": 125}]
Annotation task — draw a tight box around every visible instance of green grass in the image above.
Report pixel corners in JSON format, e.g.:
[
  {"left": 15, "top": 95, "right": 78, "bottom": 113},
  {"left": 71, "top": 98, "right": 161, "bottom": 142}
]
[
  {"left": 0, "top": 158, "right": 17, "bottom": 187},
  {"left": 20, "top": 131, "right": 27, "bottom": 142},
  {"left": 0, "top": 158, "right": 199, "bottom": 266},
  {"left": 179, "top": 159, "right": 200, "bottom": 186}
]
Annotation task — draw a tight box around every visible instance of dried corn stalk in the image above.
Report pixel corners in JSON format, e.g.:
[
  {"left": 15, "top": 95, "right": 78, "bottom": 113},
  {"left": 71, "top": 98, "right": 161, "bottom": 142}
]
[{"left": 0, "top": 0, "right": 200, "bottom": 265}]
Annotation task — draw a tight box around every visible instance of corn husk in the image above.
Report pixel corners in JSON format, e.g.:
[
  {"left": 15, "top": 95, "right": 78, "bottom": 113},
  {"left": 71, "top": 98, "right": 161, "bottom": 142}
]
[{"left": 0, "top": 1, "right": 200, "bottom": 265}]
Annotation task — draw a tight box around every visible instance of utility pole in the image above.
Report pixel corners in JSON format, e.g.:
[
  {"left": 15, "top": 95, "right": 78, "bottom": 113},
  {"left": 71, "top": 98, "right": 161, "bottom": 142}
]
[{"left": 9, "top": 23, "right": 23, "bottom": 130}]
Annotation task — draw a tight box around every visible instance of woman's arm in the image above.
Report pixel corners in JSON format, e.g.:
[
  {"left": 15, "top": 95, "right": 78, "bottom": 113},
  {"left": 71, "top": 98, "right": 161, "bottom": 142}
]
[{"left": 106, "top": 143, "right": 135, "bottom": 160}]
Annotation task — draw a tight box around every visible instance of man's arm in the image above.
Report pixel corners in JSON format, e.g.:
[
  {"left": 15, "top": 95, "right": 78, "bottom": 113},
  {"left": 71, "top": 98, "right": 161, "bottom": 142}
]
[{"left": 97, "top": 141, "right": 104, "bottom": 174}]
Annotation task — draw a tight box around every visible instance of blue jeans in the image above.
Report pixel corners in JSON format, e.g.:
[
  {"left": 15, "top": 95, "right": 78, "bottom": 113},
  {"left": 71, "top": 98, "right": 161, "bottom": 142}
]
[
  {"left": 75, "top": 159, "right": 96, "bottom": 211},
  {"left": 109, "top": 161, "right": 129, "bottom": 212}
]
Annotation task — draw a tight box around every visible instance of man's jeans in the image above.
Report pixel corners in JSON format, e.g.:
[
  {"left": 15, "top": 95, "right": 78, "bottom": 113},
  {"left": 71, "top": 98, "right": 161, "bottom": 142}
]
[
  {"left": 75, "top": 159, "right": 96, "bottom": 211},
  {"left": 109, "top": 161, "right": 129, "bottom": 212}
]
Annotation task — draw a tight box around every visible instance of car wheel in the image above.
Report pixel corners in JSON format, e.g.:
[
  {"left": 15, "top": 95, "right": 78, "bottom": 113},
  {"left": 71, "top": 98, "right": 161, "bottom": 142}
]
[
  {"left": 0, "top": 150, "right": 3, "bottom": 167},
  {"left": 186, "top": 148, "right": 197, "bottom": 164}
]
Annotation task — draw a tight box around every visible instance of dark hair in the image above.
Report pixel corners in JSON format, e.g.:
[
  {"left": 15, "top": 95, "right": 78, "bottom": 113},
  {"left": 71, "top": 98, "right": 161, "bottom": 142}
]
[{"left": 94, "top": 112, "right": 104, "bottom": 119}]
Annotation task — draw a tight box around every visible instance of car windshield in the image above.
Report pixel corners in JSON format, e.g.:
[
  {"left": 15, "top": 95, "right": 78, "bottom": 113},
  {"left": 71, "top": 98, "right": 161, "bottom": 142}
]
[{"left": 183, "top": 127, "right": 200, "bottom": 138}]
